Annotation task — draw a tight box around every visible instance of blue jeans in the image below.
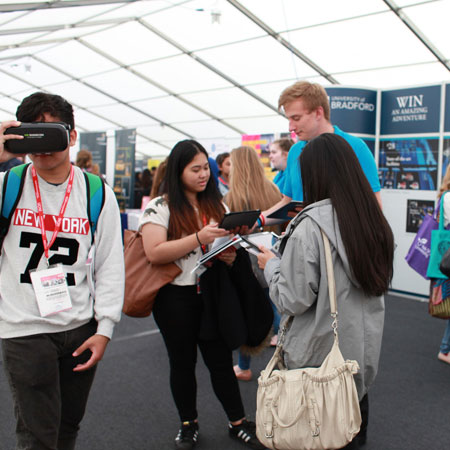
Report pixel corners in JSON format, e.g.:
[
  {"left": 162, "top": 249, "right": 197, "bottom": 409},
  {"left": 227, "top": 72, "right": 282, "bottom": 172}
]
[
  {"left": 440, "top": 320, "right": 450, "bottom": 353},
  {"left": 271, "top": 298, "right": 281, "bottom": 335},
  {"left": 237, "top": 289, "right": 280, "bottom": 371}
]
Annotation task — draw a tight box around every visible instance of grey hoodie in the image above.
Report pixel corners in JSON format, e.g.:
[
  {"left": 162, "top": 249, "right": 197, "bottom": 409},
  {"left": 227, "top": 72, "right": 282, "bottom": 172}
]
[{"left": 264, "top": 199, "right": 384, "bottom": 400}]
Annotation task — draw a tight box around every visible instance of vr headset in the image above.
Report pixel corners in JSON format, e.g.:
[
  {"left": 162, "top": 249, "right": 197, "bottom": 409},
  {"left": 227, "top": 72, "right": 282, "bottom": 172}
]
[{"left": 4, "top": 122, "right": 71, "bottom": 154}]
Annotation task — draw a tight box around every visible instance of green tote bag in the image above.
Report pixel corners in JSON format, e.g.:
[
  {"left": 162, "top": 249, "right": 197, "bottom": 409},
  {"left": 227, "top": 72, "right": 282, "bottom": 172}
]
[{"left": 427, "top": 191, "right": 450, "bottom": 279}]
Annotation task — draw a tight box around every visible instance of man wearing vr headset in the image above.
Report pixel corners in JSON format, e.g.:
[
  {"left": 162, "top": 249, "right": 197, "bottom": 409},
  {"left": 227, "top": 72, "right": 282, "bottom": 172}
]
[{"left": 0, "top": 92, "right": 124, "bottom": 450}]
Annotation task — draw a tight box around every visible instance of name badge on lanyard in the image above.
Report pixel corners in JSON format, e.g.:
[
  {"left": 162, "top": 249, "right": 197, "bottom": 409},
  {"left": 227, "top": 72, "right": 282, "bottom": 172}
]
[
  {"left": 30, "top": 165, "right": 74, "bottom": 317},
  {"left": 30, "top": 265, "right": 72, "bottom": 317}
]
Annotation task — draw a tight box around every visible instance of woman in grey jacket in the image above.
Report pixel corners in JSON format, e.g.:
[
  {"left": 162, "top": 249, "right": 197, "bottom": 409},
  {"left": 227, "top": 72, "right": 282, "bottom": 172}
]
[{"left": 257, "top": 133, "right": 394, "bottom": 450}]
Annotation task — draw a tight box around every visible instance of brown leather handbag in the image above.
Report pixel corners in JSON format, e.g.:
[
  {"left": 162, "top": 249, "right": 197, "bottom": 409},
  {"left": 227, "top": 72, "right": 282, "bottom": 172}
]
[{"left": 122, "top": 229, "right": 181, "bottom": 317}]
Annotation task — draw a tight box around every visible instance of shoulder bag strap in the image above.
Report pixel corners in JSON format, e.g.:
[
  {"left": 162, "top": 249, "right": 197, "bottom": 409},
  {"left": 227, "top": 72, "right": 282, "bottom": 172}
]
[
  {"left": 277, "top": 227, "right": 339, "bottom": 354},
  {"left": 321, "top": 229, "right": 339, "bottom": 339}
]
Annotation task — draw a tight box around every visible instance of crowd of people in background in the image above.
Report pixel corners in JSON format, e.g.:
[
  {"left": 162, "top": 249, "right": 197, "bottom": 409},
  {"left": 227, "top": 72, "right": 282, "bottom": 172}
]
[{"left": 0, "top": 80, "right": 447, "bottom": 450}]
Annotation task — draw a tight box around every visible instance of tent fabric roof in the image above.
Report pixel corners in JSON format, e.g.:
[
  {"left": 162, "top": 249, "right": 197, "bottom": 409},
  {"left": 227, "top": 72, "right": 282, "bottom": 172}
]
[{"left": 0, "top": 0, "right": 449, "bottom": 156}]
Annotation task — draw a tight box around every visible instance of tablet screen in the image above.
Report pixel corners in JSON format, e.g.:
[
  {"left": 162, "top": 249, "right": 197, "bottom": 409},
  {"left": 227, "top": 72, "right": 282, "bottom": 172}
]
[{"left": 218, "top": 210, "right": 260, "bottom": 230}]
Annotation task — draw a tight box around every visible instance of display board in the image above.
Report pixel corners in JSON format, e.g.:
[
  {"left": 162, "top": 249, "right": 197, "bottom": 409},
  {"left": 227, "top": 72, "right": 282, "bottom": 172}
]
[
  {"left": 380, "top": 84, "right": 443, "bottom": 297},
  {"left": 443, "top": 83, "right": 450, "bottom": 176},
  {"left": 241, "top": 83, "right": 450, "bottom": 298},
  {"left": 444, "top": 84, "right": 450, "bottom": 133},
  {"left": 326, "top": 87, "right": 377, "bottom": 136},
  {"left": 79, "top": 132, "right": 107, "bottom": 175},
  {"left": 113, "top": 129, "right": 136, "bottom": 211},
  {"left": 381, "top": 85, "right": 441, "bottom": 135},
  {"left": 378, "top": 138, "right": 438, "bottom": 190}
]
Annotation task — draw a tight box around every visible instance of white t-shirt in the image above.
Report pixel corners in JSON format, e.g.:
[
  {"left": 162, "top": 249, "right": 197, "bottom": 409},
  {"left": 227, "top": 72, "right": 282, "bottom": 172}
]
[
  {"left": 139, "top": 196, "right": 223, "bottom": 286},
  {"left": 0, "top": 165, "right": 124, "bottom": 339}
]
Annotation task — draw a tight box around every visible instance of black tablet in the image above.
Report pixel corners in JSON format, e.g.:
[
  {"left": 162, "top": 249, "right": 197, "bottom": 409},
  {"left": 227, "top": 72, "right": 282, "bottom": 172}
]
[
  {"left": 218, "top": 210, "right": 260, "bottom": 230},
  {"left": 267, "top": 201, "right": 304, "bottom": 220}
]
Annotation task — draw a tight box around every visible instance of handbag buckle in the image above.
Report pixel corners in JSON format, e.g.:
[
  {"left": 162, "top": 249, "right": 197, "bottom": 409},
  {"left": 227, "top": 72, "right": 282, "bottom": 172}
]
[
  {"left": 263, "top": 422, "right": 274, "bottom": 438},
  {"left": 331, "top": 312, "right": 338, "bottom": 336}
]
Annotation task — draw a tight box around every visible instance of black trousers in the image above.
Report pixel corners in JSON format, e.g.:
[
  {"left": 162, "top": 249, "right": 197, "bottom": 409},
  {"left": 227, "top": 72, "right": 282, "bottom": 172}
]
[
  {"left": 153, "top": 283, "right": 245, "bottom": 422},
  {"left": 1, "top": 320, "right": 97, "bottom": 450},
  {"left": 341, "top": 394, "right": 369, "bottom": 449}
]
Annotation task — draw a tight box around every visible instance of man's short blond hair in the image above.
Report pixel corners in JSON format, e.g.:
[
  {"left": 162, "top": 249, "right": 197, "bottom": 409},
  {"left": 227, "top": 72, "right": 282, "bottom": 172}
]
[{"left": 278, "top": 81, "right": 330, "bottom": 121}]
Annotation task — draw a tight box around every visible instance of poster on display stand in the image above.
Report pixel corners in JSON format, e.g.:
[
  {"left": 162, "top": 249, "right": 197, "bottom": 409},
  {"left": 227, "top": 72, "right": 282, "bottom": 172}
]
[
  {"left": 241, "top": 134, "right": 275, "bottom": 180},
  {"left": 445, "top": 84, "right": 450, "bottom": 132},
  {"left": 406, "top": 199, "right": 435, "bottom": 233},
  {"left": 378, "top": 138, "right": 439, "bottom": 190},
  {"left": 113, "top": 129, "right": 136, "bottom": 211},
  {"left": 380, "top": 85, "right": 442, "bottom": 298},
  {"left": 380, "top": 85, "right": 441, "bottom": 135},
  {"left": 379, "top": 86, "right": 441, "bottom": 192},
  {"left": 440, "top": 137, "right": 450, "bottom": 179},
  {"left": 441, "top": 84, "right": 450, "bottom": 177},
  {"left": 79, "top": 132, "right": 107, "bottom": 175},
  {"left": 325, "top": 87, "right": 377, "bottom": 136}
]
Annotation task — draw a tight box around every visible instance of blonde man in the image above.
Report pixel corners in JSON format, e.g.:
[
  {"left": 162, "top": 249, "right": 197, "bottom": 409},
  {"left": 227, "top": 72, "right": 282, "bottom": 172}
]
[{"left": 261, "top": 81, "right": 381, "bottom": 225}]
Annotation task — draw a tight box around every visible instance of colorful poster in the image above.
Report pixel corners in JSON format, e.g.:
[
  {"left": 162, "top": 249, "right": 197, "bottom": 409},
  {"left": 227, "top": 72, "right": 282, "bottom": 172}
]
[
  {"left": 378, "top": 138, "right": 438, "bottom": 190},
  {"left": 79, "top": 132, "right": 107, "bottom": 175},
  {"left": 325, "top": 87, "right": 377, "bottom": 135},
  {"left": 381, "top": 85, "right": 441, "bottom": 135},
  {"left": 113, "top": 129, "right": 136, "bottom": 210},
  {"left": 241, "top": 134, "right": 275, "bottom": 180},
  {"left": 147, "top": 159, "right": 163, "bottom": 170},
  {"left": 406, "top": 199, "right": 435, "bottom": 233}
]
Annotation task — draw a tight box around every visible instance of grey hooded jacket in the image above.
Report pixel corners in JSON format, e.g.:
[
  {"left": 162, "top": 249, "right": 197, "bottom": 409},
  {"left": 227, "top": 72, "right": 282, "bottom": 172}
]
[{"left": 264, "top": 199, "right": 384, "bottom": 400}]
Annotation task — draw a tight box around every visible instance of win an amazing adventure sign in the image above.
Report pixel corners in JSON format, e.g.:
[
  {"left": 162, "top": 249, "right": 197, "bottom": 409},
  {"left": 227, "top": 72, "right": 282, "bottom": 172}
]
[
  {"left": 381, "top": 85, "right": 441, "bottom": 135},
  {"left": 378, "top": 85, "right": 441, "bottom": 191}
]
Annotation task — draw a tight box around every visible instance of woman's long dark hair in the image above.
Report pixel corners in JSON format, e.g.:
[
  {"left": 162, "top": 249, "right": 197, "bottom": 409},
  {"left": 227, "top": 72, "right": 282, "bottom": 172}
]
[
  {"left": 163, "top": 140, "right": 224, "bottom": 240},
  {"left": 300, "top": 133, "right": 394, "bottom": 297}
]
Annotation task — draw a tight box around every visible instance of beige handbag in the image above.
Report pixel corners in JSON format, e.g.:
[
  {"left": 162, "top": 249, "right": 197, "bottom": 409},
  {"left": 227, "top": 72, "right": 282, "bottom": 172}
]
[{"left": 256, "top": 230, "right": 362, "bottom": 450}]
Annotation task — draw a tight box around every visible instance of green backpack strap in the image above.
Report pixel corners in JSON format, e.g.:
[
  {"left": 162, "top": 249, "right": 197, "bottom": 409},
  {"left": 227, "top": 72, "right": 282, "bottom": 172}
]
[
  {"left": 0, "top": 163, "right": 30, "bottom": 249},
  {"left": 83, "top": 171, "right": 105, "bottom": 243}
]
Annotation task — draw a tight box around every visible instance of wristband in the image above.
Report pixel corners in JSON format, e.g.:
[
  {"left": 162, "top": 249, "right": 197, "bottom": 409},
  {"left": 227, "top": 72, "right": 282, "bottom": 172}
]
[
  {"left": 195, "top": 232, "right": 203, "bottom": 246},
  {"left": 259, "top": 213, "right": 266, "bottom": 227},
  {"left": 256, "top": 217, "right": 262, "bottom": 227}
]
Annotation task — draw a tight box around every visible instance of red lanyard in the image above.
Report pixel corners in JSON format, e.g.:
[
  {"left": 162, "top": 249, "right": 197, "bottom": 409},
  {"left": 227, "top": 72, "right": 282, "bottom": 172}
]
[
  {"left": 218, "top": 176, "right": 228, "bottom": 187},
  {"left": 200, "top": 214, "right": 208, "bottom": 255},
  {"left": 31, "top": 165, "right": 74, "bottom": 262}
]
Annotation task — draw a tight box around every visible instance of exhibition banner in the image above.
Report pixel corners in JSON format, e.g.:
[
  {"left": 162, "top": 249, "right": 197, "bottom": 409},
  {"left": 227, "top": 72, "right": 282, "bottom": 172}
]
[
  {"left": 325, "top": 87, "right": 377, "bottom": 135},
  {"left": 445, "top": 84, "right": 450, "bottom": 132},
  {"left": 378, "top": 138, "right": 438, "bottom": 190},
  {"left": 79, "top": 132, "right": 107, "bottom": 174},
  {"left": 381, "top": 85, "right": 441, "bottom": 135},
  {"left": 113, "top": 129, "right": 136, "bottom": 210}
]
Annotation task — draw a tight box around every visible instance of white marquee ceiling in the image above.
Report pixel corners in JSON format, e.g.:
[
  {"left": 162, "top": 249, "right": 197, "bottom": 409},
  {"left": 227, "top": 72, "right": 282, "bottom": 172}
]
[{"left": 0, "top": 0, "right": 449, "bottom": 157}]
